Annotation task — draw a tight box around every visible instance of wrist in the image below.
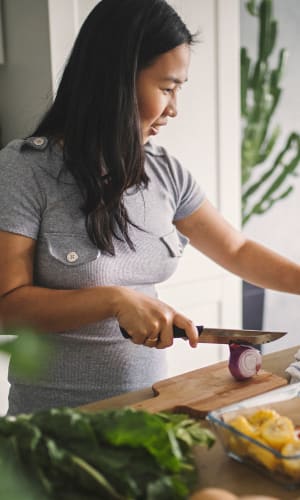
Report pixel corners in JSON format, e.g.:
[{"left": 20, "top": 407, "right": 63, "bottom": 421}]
[{"left": 106, "top": 286, "right": 126, "bottom": 317}]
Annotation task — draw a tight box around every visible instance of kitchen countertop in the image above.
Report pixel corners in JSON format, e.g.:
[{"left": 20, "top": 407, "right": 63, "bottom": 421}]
[{"left": 82, "top": 345, "right": 300, "bottom": 499}]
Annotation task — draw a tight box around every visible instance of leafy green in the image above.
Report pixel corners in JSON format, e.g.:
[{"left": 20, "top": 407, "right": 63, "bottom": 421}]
[
  {"left": 0, "top": 434, "right": 48, "bottom": 500},
  {"left": 0, "top": 328, "right": 52, "bottom": 379},
  {"left": 0, "top": 407, "right": 215, "bottom": 499}
]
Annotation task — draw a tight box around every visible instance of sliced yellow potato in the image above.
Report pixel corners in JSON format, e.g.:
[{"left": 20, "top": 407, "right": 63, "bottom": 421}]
[
  {"left": 247, "top": 436, "right": 278, "bottom": 470},
  {"left": 281, "top": 441, "right": 300, "bottom": 479},
  {"left": 248, "top": 408, "right": 279, "bottom": 428},
  {"left": 260, "top": 416, "right": 295, "bottom": 451},
  {"left": 227, "top": 416, "right": 256, "bottom": 455},
  {"left": 229, "top": 416, "right": 256, "bottom": 437}
]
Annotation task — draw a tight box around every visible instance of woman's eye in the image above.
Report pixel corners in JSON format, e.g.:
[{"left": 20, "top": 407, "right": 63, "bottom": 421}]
[{"left": 162, "top": 86, "right": 182, "bottom": 95}]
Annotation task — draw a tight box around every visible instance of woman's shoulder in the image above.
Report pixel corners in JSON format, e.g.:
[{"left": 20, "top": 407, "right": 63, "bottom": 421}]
[
  {"left": 144, "top": 140, "right": 181, "bottom": 172},
  {"left": 144, "top": 140, "right": 176, "bottom": 161},
  {"left": 1, "top": 136, "right": 49, "bottom": 157},
  {"left": 144, "top": 140, "right": 166, "bottom": 157},
  {"left": 0, "top": 137, "right": 46, "bottom": 176},
  {"left": 144, "top": 140, "right": 186, "bottom": 178},
  {"left": 0, "top": 136, "right": 67, "bottom": 181}
]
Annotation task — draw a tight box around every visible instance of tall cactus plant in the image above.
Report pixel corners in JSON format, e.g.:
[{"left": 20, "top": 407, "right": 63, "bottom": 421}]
[{"left": 241, "top": 0, "right": 300, "bottom": 225}]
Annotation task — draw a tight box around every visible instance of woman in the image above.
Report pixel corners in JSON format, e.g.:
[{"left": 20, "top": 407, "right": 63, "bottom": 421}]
[{"left": 0, "top": 0, "right": 299, "bottom": 415}]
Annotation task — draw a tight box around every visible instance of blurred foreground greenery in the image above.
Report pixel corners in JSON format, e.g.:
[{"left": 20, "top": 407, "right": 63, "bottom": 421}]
[
  {"left": 0, "top": 407, "right": 214, "bottom": 500},
  {"left": 0, "top": 327, "right": 52, "bottom": 498},
  {"left": 0, "top": 328, "right": 52, "bottom": 379},
  {"left": 0, "top": 331, "right": 214, "bottom": 499},
  {"left": 0, "top": 459, "right": 44, "bottom": 500}
]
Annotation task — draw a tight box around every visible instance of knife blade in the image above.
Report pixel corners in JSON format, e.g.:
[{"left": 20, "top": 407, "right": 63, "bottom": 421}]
[
  {"left": 119, "top": 326, "right": 287, "bottom": 345},
  {"left": 172, "top": 325, "right": 287, "bottom": 345}
]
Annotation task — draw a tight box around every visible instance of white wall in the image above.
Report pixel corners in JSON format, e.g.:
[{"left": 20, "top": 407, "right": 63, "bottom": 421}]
[
  {"left": 240, "top": 0, "right": 300, "bottom": 354},
  {"left": 47, "top": 0, "right": 98, "bottom": 93},
  {"left": 0, "top": 0, "right": 52, "bottom": 146}
]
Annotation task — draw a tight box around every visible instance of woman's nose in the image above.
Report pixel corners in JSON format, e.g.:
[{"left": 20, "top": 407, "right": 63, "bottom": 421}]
[{"left": 166, "top": 104, "right": 177, "bottom": 118}]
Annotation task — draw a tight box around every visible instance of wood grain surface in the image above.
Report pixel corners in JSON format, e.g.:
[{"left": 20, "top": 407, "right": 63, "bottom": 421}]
[{"left": 130, "top": 361, "right": 287, "bottom": 417}]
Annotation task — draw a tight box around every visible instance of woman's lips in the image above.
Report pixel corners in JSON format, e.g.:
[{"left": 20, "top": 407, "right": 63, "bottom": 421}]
[
  {"left": 149, "top": 122, "right": 167, "bottom": 136},
  {"left": 150, "top": 126, "right": 159, "bottom": 135}
]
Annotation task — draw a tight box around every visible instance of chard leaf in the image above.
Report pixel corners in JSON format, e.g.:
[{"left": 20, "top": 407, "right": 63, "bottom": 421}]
[
  {"left": 31, "top": 408, "right": 101, "bottom": 462},
  {"left": 0, "top": 437, "right": 48, "bottom": 500},
  {"left": 0, "top": 407, "right": 215, "bottom": 500},
  {"left": 157, "top": 413, "right": 215, "bottom": 449},
  {"left": 71, "top": 454, "right": 124, "bottom": 500},
  {"left": 88, "top": 408, "right": 184, "bottom": 471},
  {"left": 146, "top": 476, "right": 181, "bottom": 499}
]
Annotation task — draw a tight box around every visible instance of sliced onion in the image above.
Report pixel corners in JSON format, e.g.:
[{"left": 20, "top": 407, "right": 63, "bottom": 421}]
[{"left": 228, "top": 343, "right": 262, "bottom": 381}]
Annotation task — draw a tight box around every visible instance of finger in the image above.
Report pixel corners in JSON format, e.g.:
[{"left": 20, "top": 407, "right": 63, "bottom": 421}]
[
  {"left": 156, "top": 323, "right": 174, "bottom": 349},
  {"left": 142, "top": 321, "right": 162, "bottom": 346},
  {"left": 143, "top": 335, "right": 160, "bottom": 348},
  {"left": 131, "top": 336, "right": 145, "bottom": 345},
  {"left": 173, "top": 316, "right": 198, "bottom": 348},
  {"left": 132, "top": 327, "right": 160, "bottom": 346},
  {"left": 130, "top": 330, "right": 149, "bottom": 345}
]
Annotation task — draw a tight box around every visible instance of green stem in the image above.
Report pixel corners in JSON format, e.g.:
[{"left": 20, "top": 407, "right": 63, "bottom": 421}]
[{"left": 71, "top": 455, "right": 124, "bottom": 500}]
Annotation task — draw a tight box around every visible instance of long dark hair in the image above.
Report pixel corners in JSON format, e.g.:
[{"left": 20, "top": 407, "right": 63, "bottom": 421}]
[{"left": 33, "top": 0, "right": 195, "bottom": 254}]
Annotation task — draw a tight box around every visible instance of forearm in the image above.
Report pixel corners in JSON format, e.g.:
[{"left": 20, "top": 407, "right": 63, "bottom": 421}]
[
  {"left": 0, "top": 284, "right": 200, "bottom": 348},
  {"left": 0, "top": 285, "right": 121, "bottom": 333},
  {"left": 230, "top": 239, "right": 300, "bottom": 294}
]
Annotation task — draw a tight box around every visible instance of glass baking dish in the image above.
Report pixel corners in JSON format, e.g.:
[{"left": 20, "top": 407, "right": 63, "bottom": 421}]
[{"left": 207, "top": 382, "right": 300, "bottom": 489}]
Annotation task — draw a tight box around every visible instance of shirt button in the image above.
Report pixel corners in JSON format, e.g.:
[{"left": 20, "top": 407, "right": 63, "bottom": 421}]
[
  {"left": 33, "top": 137, "right": 45, "bottom": 146},
  {"left": 67, "top": 251, "right": 79, "bottom": 263}
]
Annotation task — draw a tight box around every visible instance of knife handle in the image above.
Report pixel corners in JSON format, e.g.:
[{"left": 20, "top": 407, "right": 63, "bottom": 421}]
[
  {"left": 173, "top": 325, "right": 204, "bottom": 338},
  {"left": 120, "top": 325, "right": 204, "bottom": 339},
  {"left": 120, "top": 327, "right": 131, "bottom": 339}
]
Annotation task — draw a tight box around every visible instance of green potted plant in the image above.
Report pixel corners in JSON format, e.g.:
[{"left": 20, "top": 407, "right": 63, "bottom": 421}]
[{"left": 241, "top": 0, "right": 300, "bottom": 329}]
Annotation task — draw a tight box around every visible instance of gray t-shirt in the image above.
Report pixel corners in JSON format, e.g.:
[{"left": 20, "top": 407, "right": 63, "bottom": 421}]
[{"left": 0, "top": 137, "right": 205, "bottom": 414}]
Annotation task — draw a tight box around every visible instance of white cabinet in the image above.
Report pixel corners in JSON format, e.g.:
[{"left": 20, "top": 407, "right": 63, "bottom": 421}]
[
  {"left": 156, "top": 0, "right": 242, "bottom": 374},
  {"left": 47, "top": 0, "right": 241, "bottom": 375}
]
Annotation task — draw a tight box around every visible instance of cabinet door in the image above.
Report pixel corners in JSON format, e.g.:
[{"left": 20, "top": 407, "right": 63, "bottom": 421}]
[{"left": 155, "top": 0, "right": 241, "bottom": 374}]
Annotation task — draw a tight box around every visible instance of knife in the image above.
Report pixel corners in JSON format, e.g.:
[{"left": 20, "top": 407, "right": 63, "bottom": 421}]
[{"left": 120, "top": 326, "right": 287, "bottom": 345}]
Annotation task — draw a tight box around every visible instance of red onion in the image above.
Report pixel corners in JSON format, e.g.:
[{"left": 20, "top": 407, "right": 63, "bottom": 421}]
[{"left": 228, "top": 343, "right": 262, "bottom": 381}]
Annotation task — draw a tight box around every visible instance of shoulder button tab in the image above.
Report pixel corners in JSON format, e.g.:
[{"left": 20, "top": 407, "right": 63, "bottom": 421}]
[{"left": 24, "top": 136, "right": 48, "bottom": 150}]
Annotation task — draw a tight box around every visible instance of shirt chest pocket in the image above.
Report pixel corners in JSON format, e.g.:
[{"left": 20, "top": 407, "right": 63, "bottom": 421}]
[
  {"left": 159, "top": 228, "right": 189, "bottom": 257},
  {"left": 44, "top": 233, "right": 100, "bottom": 266}
]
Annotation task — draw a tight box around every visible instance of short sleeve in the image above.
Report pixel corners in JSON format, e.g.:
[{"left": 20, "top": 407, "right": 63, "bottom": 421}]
[
  {"left": 165, "top": 153, "right": 206, "bottom": 221},
  {"left": 0, "top": 141, "right": 45, "bottom": 239}
]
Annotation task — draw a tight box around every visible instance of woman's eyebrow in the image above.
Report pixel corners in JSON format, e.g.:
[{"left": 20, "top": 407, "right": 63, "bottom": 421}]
[{"left": 161, "top": 76, "right": 188, "bottom": 84}]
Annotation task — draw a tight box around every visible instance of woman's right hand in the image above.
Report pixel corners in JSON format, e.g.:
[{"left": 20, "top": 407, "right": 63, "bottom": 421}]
[{"left": 112, "top": 286, "right": 199, "bottom": 349}]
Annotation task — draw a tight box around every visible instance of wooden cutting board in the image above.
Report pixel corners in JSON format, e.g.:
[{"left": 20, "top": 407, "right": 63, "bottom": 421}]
[{"left": 131, "top": 361, "right": 287, "bottom": 417}]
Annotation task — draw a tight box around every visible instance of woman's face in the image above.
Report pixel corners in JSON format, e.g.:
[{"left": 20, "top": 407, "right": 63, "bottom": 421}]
[{"left": 136, "top": 43, "right": 191, "bottom": 144}]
